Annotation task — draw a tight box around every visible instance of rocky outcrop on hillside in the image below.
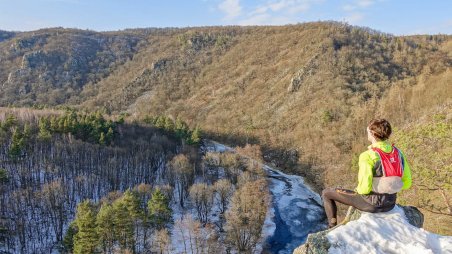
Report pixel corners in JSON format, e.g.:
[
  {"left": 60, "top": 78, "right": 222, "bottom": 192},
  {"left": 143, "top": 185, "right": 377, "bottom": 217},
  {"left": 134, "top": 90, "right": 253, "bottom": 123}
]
[
  {"left": 293, "top": 205, "right": 424, "bottom": 254},
  {"left": 288, "top": 54, "right": 320, "bottom": 92},
  {"left": 178, "top": 31, "right": 233, "bottom": 51},
  {"left": 1, "top": 24, "right": 449, "bottom": 111}
]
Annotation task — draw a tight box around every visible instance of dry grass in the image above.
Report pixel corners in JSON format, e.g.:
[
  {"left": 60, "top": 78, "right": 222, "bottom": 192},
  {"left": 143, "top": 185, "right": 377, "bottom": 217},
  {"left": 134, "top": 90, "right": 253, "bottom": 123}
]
[{"left": 0, "top": 107, "right": 62, "bottom": 123}]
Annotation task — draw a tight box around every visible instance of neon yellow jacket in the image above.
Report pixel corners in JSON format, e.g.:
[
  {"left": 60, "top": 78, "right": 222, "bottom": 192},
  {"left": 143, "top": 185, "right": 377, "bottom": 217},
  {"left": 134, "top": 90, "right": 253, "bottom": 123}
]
[{"left": 356, "top": 141, "right": 412, "bottom": 195}]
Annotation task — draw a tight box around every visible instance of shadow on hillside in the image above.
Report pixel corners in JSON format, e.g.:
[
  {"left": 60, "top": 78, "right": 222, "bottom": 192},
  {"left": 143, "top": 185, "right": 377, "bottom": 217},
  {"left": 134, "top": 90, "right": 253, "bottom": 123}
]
[{"left": 202, "top": 130, "right": 322, "bottom": 190}]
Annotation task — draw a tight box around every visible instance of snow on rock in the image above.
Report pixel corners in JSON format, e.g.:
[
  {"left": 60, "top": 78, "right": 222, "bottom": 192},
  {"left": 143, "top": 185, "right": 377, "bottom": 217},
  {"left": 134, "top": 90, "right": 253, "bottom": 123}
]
[
  {"left": 326, "top": 206, "right": 452, "bottom": 254},
  {"left": 293, "top": 205, "right": 452, "bottom": 254}
]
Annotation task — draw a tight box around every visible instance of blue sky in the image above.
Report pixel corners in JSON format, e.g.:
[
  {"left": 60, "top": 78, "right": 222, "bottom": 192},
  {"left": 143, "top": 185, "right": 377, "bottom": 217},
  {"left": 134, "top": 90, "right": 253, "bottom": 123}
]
[{"left": 0, "top": 0, "right": 451, "bottom": 35}]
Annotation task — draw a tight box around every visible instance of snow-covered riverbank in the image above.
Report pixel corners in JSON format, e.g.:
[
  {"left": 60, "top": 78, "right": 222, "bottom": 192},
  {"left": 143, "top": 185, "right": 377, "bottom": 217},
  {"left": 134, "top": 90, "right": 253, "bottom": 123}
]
[{"left": 203, "top": 140, "right": 327, "bottom": 253}]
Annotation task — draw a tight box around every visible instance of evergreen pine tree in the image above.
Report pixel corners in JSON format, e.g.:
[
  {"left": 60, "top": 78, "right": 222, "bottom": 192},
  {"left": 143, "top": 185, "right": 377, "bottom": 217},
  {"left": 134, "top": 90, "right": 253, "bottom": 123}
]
[
  {"left": 22, "top": 123, "right": 31, "bottom": 140},
  {"left": 154, "top": 116, "right": 166, "bottom": 129},
  {"left": 163, "top": 117, "right": 174, "bottom": 132},
  {"left": 1, "top": 114, "right": 17, "bottom": 131},
  {"left": 50, "top": 116, "right": 59, "bottom": 132},
  {"left": 63, "top": 118, "right": 70, "bottom": 133},
  {"left": 62, "top": 221, "right": 77, "bottom": 253},
  {"left": 117, "top": 114, "right": 125, "bottom": 124},
  {"left": 122, "top": 189, "right": 143, "bottom": 220},
  {"left": 58, "top": 117, "right": 65, "bottom": 132},
  {"left": 175, "top": 117, "right": 189, "bottom": 139},
  {"left": 0, "top": 168, "right": 8, "bottom": 184},
  {"left": 148, "top": 188, "right": 172, "bottom": 230},
  {"left": 122, "top": 189, "right": 143, "bottom": 252},
  {"left": 106, "top": 127, "right": 114, "bottom": 144},
  {"left": 73, "top": 200, "right": 98, "bottom": 254},
  {"left": 189, "top": 126, "right": 202, "bottom": 144},
  {"left": 38, "top": 118, "right": 52, "bottom": 141},
  {"left": 112, "top": 197, "right": 135, "bottom": 251},
  {"left": 9, "top": 127, "right": 24, "bottom": 159},
  {"left": 96, "top": 204, "right": 115, "bottom": 253},
  {"left": 99, "top": 132, "right": 106, "bottom": 145}
]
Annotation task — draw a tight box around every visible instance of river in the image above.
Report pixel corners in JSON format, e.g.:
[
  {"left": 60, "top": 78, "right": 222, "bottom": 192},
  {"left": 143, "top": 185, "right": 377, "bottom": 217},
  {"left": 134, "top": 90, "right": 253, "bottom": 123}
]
[{"left": 204, "top": 140, "right": 327, "bottom": 253}]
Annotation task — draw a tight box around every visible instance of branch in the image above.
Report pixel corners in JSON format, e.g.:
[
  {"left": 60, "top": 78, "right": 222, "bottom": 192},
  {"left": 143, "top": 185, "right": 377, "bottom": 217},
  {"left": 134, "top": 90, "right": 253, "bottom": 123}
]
[
  {"left": 439, "top": 189, "right": 452, "bottom": 215},
  {"left": 417, "top": 184, "right": 440, "bottom": 191},
  {"left": 420, "top": 207, "right": 452, "bottom": 217}
]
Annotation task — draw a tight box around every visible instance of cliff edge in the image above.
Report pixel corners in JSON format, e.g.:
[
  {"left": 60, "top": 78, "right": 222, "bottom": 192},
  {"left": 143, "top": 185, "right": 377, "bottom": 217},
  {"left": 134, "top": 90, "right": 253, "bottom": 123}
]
[{"left": 293, "top": 205, "right": 452, "bottom": 254}]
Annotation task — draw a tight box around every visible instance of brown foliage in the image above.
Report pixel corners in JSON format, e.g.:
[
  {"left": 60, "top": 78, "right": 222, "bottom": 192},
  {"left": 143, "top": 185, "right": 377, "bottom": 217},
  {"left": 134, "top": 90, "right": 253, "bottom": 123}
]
[{"left": 225, "top": 179, "right": 270, "bottom": 252}]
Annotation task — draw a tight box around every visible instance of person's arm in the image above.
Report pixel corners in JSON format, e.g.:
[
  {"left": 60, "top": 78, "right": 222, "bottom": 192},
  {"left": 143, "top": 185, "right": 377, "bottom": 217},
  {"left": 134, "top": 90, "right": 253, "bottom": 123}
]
[
  {"left": 401, "top": 153, "right": 412, "bottom": 190},
  {"left": 356, "top": 151, "right": 374, "bottom": 194}
]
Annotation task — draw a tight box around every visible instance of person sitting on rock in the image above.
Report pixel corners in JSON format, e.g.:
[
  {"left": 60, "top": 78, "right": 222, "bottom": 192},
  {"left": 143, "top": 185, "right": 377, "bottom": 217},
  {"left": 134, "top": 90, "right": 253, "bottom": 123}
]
[{"left": 322, "top": 118, "right": 412, "bottom": 228}]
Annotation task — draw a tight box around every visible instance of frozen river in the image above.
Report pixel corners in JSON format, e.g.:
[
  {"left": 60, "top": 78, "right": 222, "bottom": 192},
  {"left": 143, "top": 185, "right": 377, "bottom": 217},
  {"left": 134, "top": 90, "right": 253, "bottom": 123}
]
[
  {"left": 204, "top": 140, "right": 327, "bottom": 253},
  {"left": 263, "top": 165, "right": 327, "bottom": 253}
]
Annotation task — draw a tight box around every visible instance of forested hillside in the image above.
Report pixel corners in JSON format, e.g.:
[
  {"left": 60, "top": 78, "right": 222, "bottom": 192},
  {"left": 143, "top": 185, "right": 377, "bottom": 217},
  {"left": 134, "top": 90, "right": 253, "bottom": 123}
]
[
  {"left": 0, "top": 28, "right": 150, "bottom": 105},
  {"left": 0, "top": 22, "right": 451, "bottom": 236},
  {"left": 0, "top": 108, "right": 180, "bottom": 252},
  {"left": 0, "top": 108, "right": 275, "bottom": 253}
]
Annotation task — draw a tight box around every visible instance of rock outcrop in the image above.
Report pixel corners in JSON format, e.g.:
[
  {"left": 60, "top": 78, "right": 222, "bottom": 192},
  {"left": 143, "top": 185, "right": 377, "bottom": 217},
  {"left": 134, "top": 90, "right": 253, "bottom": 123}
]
[
  {"left": 288, "top": 54, "right": 319, "bottom": 92},
  {"left": 293, "top": 205, "right": 424, "bottom": 254}
]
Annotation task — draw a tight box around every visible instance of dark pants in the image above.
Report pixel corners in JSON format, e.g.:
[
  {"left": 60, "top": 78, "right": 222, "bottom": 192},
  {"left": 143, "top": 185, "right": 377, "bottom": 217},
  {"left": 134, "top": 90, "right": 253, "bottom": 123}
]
[{"left": 322, "top": 188, "right": 396, "bottom": 227}]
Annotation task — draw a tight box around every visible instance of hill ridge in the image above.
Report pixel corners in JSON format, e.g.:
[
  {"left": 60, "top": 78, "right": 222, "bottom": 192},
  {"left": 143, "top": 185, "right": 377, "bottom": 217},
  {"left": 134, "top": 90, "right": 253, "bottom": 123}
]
[{"left": 0, "top": 21, "right": 450, "bottom": 234}]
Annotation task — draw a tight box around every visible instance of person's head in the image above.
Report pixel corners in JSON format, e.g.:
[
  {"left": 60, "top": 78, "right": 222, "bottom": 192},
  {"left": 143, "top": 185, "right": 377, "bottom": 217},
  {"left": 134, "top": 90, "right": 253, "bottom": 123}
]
[{"left": 367, "top": 119, "right": 392, "bottom": 142}]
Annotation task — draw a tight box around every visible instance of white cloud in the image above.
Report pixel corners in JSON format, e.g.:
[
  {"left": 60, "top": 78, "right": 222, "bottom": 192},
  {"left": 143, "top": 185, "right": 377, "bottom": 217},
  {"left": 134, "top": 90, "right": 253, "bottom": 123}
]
[
  {"left": 357, "top": 0, "right": 374, "bottom": 7},
  {"left": 239, "top": 14, "right": 271, "bottom": 25},
  {"left": 266, "top": 0, "right": 316, "bottom": 13},
  {"left": 340, "top": 0, "right": 378, "bottom": 24},
  {"left": 240, "top": 0, "right": 318, "bottom": 25},
  {"left": 238, "top": 14, "right": 294, "bottom": 26},
  {"left": 288, "top": 2, "right": 311, "bottom": 14},
  {"left": 248, "top": 0, "right": 292, "bottom": 16},
  {"left": 251, "top": 6, "right": 269, "bottom": 15},
  {"left": 342, "top": 0, "right": 376, "bottom": 13},
  {"left": 343, "top": 13, "right": 364, "bottom": 24},
  {"left": 218, "top": 0, "right": 324, "bottom": 25},
  {"left": 342, "top": 4, "right": 356, "bottom": 11},
  {"left": 269, "top": 0, "right": 292, "bottom": 12},
  {"left": 218, "top": 0, "right": 242, "bottom": 20}
]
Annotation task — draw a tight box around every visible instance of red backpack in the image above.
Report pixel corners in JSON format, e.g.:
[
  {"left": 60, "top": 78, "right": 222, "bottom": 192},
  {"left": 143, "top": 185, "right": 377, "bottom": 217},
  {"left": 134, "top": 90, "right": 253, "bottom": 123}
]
[{"left": 371, "top": 145, "right": 404, "bottom": 177}]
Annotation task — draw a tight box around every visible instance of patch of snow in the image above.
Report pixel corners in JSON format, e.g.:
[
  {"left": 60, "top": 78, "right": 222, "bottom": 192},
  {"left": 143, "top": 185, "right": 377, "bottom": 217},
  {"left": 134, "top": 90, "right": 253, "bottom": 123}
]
[
  {"left": 327, "top": 206, "right": 452, "bottom": 254},
  {"left": 255, "top": 206, "right": 277, "bottom": 253},
  {"left": 204, "top": 139, "right": 327, "bottom": 253},
  {"left": 203, "top": 140, "right": 234, "bottom": 153},
  {"left": 264, "top": 206, "right": 277, "bottom": 238}
]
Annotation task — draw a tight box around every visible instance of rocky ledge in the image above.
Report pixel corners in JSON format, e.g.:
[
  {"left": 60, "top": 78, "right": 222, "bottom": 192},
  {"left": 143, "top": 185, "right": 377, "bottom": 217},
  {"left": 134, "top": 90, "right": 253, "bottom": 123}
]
[{"left": 293, "top": 205, "right": 424, "bottom": 254}]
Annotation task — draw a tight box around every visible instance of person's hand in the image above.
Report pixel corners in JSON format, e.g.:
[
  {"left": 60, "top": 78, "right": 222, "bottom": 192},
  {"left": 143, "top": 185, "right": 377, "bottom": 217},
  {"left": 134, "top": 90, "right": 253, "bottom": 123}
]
[{"left": 336, "top": 188, "right": 355, "bottom": 195}]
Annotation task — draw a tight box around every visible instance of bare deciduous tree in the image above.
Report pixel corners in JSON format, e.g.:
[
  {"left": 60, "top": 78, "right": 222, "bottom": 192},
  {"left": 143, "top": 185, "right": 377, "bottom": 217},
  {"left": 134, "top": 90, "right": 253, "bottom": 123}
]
[
  {"left": 174, "top": 215, "right": 223, "bottom": 254},
  {"left": 213, "top": 179, "right": 234, "bottom": 214},
  {"left": 151, "top": 228, "right": 172, "bottom": 254},
  {"left": 189, "top": 183, "right": 214, "bottom": 224},
  {"left": 225, "top": 179, "right": 270, "bottom": 253},
  {"left": 170, "top": 154, "right": 194, "bottom": 208}
]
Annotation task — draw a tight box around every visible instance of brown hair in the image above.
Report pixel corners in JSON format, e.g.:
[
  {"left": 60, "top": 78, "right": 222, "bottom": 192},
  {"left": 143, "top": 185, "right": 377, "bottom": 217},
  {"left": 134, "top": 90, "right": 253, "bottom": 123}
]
[{"left": 368, "top": 119, "right": 392, "bottom": 140}]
